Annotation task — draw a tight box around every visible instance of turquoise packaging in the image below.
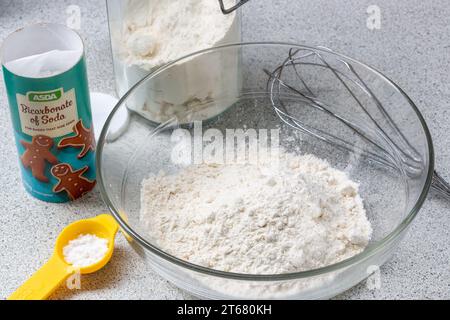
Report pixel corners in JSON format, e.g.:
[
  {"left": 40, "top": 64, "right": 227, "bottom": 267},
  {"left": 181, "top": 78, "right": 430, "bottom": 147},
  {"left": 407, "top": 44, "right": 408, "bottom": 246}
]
[{"left": 1, "top": 24, "right": 96, "bottom": 203}]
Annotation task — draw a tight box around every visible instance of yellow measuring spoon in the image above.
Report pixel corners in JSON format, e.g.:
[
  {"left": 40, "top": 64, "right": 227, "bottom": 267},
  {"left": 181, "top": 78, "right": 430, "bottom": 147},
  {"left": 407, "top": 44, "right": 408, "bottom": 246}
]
[{"left": 8, "top": 214, "right": 118, "bottom": 300}]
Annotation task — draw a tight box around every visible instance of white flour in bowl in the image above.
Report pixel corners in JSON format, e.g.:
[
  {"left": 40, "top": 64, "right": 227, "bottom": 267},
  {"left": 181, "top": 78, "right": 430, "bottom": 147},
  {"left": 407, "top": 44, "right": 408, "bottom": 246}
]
[{"left": 140, "top": 150, "right": 372, "bottom": 276}]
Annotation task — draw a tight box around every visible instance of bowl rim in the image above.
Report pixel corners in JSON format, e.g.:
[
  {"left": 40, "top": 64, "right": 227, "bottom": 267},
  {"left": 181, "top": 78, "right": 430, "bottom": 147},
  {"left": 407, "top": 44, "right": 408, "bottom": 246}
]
[{"left": 96, "top": 42, "right": 434, "bottom": 281}]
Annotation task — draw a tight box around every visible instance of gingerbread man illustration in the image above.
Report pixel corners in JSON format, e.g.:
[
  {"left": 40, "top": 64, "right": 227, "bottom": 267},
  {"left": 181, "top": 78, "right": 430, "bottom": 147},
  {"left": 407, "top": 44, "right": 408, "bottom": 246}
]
[
  {"left": 51, "top": 163, "right": 96, "bottom": 201},
  {"left": 58, "top": 120, "right": 95, "bottom": 159},
  {"left": 20, "top": 135, "right": 58, "bottom": 183}
]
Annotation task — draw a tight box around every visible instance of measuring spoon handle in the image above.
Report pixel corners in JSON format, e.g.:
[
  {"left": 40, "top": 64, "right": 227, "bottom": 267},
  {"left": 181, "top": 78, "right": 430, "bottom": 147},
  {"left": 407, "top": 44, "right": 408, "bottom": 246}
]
[{"left": 8, "top": 255, "right": 72, "bottom": 300}]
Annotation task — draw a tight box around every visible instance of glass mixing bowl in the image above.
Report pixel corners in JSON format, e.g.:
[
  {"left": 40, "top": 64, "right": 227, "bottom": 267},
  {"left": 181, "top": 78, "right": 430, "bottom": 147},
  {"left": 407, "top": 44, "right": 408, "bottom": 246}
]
[{"left": 96, "top": 43, "right": 434, "bottom": 299}]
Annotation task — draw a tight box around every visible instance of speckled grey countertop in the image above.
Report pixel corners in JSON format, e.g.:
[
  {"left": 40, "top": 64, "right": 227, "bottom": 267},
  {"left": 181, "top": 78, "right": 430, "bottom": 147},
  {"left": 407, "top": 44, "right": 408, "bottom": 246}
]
[{"left": 0, "top": 0, "right": 449, "bottom": 300}]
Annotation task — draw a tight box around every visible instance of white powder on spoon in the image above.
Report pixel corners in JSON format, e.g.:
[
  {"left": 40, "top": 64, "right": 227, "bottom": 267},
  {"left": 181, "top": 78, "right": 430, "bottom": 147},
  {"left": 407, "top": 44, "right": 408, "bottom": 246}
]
[
  {"left": 63, "top": 234, "right": 109, "bottom": 268},
  {"left": 140, "top": 150, "right": 372, "bottom": 275}
]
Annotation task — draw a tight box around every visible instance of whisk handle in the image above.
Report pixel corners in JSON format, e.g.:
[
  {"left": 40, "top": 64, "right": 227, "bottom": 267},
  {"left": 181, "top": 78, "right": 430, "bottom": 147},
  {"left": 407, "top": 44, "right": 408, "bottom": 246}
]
[{"left": 431, "top": 171, "right": 450, "bottom": 199}]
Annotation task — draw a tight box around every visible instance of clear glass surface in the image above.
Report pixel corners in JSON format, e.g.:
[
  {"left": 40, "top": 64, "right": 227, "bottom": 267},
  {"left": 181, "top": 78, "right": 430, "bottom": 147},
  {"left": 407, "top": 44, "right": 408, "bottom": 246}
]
[{"left": 97, "top": 43, "right": 433, "bottom": 299}]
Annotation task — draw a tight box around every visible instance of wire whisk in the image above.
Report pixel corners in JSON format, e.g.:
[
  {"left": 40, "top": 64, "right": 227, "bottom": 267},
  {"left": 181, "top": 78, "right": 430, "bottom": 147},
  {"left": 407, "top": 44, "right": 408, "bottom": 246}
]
[{"left": 266, "top": 47, "right": 450, "bottom": 199}]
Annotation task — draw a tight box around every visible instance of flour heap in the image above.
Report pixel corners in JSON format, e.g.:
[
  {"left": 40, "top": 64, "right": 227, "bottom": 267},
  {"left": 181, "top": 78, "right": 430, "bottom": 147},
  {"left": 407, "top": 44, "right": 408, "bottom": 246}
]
[{"left": 140, "top": 151, "right": 372, "bottom": 275}]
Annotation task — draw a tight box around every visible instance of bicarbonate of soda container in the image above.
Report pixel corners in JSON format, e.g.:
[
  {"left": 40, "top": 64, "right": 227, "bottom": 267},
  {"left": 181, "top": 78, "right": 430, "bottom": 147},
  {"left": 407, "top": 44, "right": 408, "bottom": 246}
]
[{"left": 0, "top": 23, "right": 96, "bottom": 203}]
